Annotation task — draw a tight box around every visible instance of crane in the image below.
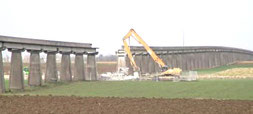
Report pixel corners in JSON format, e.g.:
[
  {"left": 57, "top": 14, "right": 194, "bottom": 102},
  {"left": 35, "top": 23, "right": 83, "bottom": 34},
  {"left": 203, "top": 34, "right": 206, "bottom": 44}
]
[{"left": 123, "top": 29, "right": 182, "bottom": 76}]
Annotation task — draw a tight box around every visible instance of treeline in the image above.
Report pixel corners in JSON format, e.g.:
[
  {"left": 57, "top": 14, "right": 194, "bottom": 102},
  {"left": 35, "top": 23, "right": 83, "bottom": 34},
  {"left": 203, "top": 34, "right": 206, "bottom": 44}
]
[{"left": 96, "top": 54, "right": 117, "bottom": 62}]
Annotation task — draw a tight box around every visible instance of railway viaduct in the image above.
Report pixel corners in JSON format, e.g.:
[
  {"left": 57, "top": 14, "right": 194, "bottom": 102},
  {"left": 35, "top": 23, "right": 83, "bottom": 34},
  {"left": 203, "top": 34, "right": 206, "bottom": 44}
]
[
  {"left": 0, "top": 35, "right": 98, "bottom": 93},
  {"left": 117, "top": 46, "right": 253, "bottom": 75}
]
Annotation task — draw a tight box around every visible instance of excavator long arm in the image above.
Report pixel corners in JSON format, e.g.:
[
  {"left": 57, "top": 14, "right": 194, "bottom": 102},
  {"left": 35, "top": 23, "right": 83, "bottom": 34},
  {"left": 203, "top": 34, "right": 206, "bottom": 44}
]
[
  {"left": 123, "top": 29, "right": 182, "bottom": 76},
  {"left": 123, "top": 29, "right": 166, "bottom": 70}
]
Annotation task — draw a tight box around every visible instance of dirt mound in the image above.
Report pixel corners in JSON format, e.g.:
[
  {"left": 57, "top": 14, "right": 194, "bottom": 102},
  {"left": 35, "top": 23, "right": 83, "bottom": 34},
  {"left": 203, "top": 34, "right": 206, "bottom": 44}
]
[{"left": 0, "top": 96, "right": 253, "bottom": 114}]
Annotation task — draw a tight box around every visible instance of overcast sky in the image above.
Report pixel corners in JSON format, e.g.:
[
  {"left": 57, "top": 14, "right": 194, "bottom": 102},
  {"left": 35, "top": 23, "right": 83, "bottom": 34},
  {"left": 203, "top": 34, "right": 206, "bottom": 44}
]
[{"left": 0, "top": 0, "right": 252, "bottom": 55}]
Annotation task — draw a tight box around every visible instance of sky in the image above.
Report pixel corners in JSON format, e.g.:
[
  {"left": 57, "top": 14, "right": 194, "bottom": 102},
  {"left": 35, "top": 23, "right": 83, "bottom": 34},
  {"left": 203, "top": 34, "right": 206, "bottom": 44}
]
[{"left": 0, "top": 0, "right": 252, "bottom": 55}]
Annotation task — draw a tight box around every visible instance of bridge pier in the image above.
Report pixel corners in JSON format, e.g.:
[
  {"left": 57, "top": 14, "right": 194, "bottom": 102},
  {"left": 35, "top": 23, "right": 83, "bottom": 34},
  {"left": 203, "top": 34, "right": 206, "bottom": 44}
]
[
  {"left": 154, "top": 55, "right": 160, "bottom": 73},
  {"left": 134, "top": 54, "right": 142, "bottom": 73},
  {"left": 74, "top": 53, "right": 85, "bottom": 81},
  {"left": 181, "top": 54, "right": 187, "bottom": 70},
  {"left": 141, "top": 53, "right": 149, "bottom": 74},
  {"left": 125, "top": 55, "right": 133, "bottom": 75},
  {"left": 0, "top": 35, "right": 97, "bottom": 94},
  {"left": 9, "top": 49, "right": 24, "bottom": 91},
  {"left": 60, "top": 53, "right": 72, "bottom": 82},
  {"left": 189, "top": 53, "right": 195, "bottom": 70},
  {"left": 148, "top": 55, "right": 155, "bottom": 74},
  {"left": 194, "top": 53, "right": 201, "bottom": 69},
  {"left": 177, "top": 54, "right": 183, "bottom": 69},
  {"left": 28, "top": 50, "right": 42, "bottom": 86},
  {"left": 214, "top": 51, "right": 219, "bottom": 67},
  {"left": 86, "top": 53, "right": 98, "bottom": 80},
  {"left": 45, "top": 52, "right": 58, "bottom": 83},
  {"left": 166, "top": 54, "right": 173, "bottom": 68},
  {"left": 0, "top": 49, "right": 5, "bottom": 93}
]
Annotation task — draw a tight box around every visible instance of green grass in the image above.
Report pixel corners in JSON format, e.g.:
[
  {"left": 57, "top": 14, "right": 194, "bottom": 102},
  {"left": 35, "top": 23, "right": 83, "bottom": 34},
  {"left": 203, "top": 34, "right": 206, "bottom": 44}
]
[
  {"left": 4, "top": 79, "right": 253, "bottom": 100},
  {"left": 4, "top": 80, "right": 28, "bottom": 91},
  {"left": 3, "top": 63, "right": 253, "bottom": 100},
  {"left": 195, "top": 64, "right": 253, "bottom": 75}
]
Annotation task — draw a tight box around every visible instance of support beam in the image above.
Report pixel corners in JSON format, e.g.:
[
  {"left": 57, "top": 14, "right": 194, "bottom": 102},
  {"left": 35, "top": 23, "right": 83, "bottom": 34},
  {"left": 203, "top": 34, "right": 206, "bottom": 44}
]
[
  {"left": 204, "top": 52, "right": 210, "bottom": 69},
  {"left": 200, "top": 52, "right": 205, "bottom": 69},
  {"left": 9, "top": 49, "right": 24, "bottom": 91},
  {"left": 214, "top": 52, "right": 219, "bottom": 67},
  {"left": 194, "top": 53, "right": 201, "bottom": 70},
  {"left": 220, "top": 52, "right": 226, "bottom": 66},
  {"left": 141, "top": 54, "right": 149, "bottom": 74},
  {"left": 166, "top": 54, "right": 173, "bottom": 68},
  {"left": 189, "top": 53, "right": 195, "bottom": 70},
  {"left": 209, "top": 52, "right": 215, "bottom": 68},
  {"left": 154, "top": 56, "right": 160, "bottom": 73},
  {"left": 60, "top": 53, "right": 72, "bottom": 82},
  {"left": 45, "top": 52, "right": 57, "bottom": 83},
  {"left": 86, "top": 53, "right": 97, "bottom": 81},
  {"left": 148, "top": 55, "right": 155, "bottom": 74},
  {"left": 0, "top": 49, "right": 5, "bottom": 93},
  {"left": 134, "top": 54, "right": 142, "bottom": 73},
  {"left": 125, "top": 55, "right": 133, "bottom": 75},
  {"left": 171, "top": 54, "right": 177, "bottom": 68},
  {"left": 74, "top": 53, "right": 85, "bottom": 81},
  {"left": 181, "top": 54, "right": 188, "bottom": 70},
  {"left": 161, "top": 53, "right": 168, "bottom": 67},
  {"left": 176, "top": 54, "right": 183, "bottom": 69},
  {"left": 28, "top": 50, "right": 42, "bottom": 86}
]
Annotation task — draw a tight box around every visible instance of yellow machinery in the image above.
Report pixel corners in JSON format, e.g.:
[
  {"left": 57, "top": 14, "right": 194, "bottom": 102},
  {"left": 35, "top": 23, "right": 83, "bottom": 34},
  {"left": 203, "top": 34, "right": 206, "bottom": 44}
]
[{"left": 123, "top": 29, "right": 182, "bottom": 76}]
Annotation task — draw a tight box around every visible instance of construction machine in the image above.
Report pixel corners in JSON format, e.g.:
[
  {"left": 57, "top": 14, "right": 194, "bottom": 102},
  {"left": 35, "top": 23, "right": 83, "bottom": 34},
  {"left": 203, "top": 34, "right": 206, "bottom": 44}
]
[{"left": 123, "top": 29, "right": 182, "bottom": 77}]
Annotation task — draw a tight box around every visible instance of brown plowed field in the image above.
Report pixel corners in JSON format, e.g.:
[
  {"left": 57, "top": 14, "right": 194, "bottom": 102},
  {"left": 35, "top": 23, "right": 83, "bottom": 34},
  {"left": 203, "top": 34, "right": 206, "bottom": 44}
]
[{"left": 0, "top": 96, "right": 253, "bottom": 114}]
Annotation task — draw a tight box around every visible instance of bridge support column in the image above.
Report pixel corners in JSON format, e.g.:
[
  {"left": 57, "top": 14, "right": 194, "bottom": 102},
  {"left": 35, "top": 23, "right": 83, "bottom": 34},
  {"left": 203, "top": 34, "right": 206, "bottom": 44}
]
[
  {"left": 199, "top": 53, "right": 205, "bottom": 69},
  {"left": 74, "top": 53, "right": 85, "bottom": 81},
  {"left": 189, "top": 53, "right": 195, "bottom": 70},
  {"left": 141, "top": 53, "right": 149, "bottom": 74},
  {"left": 185, "top": 53, "right": 191, "bottom": 70},
  {"left": 125, "top": 55, "right": 133, "bottom": 75},
  {"left": 166, "top": 54, "right": 173, "bottom": 68},
  {"left": 194, "top": 53, "right": 201, "bottom": 70},
  {"left": 177, "top": 54, "right": 183, "bottom": 69},
  {"left": 220, "top": 52, "right": 226, "bottom": 66},
  {"left": 86, "top": 52, "right": 98, "bottom": 81},
  {"left": 45, "top": 52, "right": 58, "bottom": 83},
  {"left": 154, "top": 54, "right": 160, "bottom": 73},
  {"left": 204, "top": 52, "right": 210, "bottom": 69},
  {"left": 0, "top": 49, "right": 5, "bottom": 93},
  {"left": 178, "top": 54, "right": 186, "bottom": 70},
  {"left": 28, "top": 50, "right": 42, "bottom": 86},
  {"left": 214, "top": 51, "right": 219, "bottom": 67},
  {"left": 60, "top": 53, "right": 72, "bottom": 82},
  {"left": 171, "top": 54, "right": 176, "bottom": 68},
  {"left": 210, "top": 52, "right": 216, "bottom": 68},
  {"left": 9, "top": 49, "right": 24, "bottom": 91},
  {"left": 148, "top": 55, "right": 155, "bottom": 74},
  {"left": 134, "top": 54, "right": 142, "bottom": 73}
]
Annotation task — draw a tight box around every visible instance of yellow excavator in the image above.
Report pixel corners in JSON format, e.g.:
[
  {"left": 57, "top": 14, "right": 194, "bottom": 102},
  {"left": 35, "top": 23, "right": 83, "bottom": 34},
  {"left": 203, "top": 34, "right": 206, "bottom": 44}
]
[{"left": 123, "top": 29, "right": 182, "bottom": 76}]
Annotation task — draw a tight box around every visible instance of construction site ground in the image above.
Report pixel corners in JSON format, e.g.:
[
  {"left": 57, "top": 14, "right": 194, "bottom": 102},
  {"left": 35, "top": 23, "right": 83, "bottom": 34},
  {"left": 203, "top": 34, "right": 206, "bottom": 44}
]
[
  {"left": 1, "top": 62, "right": 253, "bottom": 114},
  {"left": 0, "top": 95, "right": 253, "bottom": 114}
]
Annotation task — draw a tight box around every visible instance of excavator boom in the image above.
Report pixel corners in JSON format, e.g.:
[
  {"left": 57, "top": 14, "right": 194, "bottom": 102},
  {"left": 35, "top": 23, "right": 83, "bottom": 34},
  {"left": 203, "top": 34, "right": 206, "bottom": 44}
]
[{"left": 123, "top": 29, "right": 182, "bottom": 76}]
